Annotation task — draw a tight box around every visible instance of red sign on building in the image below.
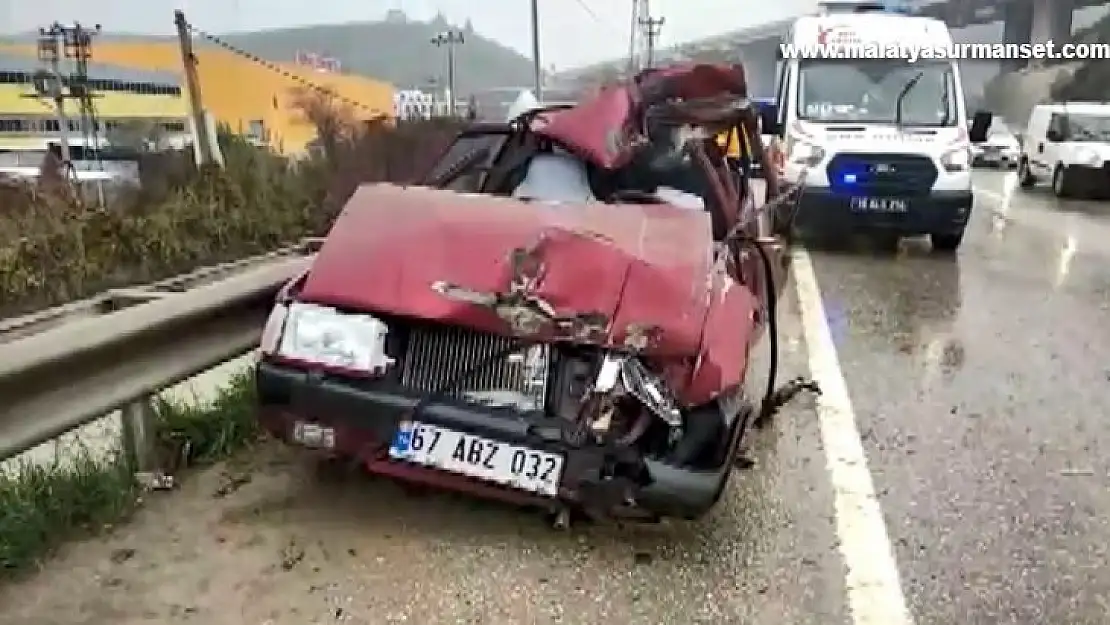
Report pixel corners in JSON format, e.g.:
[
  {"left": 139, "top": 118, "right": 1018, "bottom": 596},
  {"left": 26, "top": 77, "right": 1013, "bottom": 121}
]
[{"left": 294, "top": 50, "right": 341, "bottom": 73}]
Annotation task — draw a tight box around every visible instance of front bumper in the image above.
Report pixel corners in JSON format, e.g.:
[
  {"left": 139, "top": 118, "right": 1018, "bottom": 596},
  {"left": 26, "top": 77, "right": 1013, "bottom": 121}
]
[
  {"left": 256, "top": 360, "right": 742, "bottom": 520},
  {"left": 792, "top": 187, "right": 973, "bottom": 237},
  {"left": 973, "top": 151, "right": 1018, "bottom": 167},
  {"left": 1066, "top": 164, "right": 1110, "bottom": 196}
]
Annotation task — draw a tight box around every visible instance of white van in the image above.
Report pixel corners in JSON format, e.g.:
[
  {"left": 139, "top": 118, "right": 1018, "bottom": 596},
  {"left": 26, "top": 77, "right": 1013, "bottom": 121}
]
[
  {"left": 764, "top": 0, "right": 986, "bottom": 252},
  {"left": 1017, "top": 102, "right": 1110, "bottom": 199}
]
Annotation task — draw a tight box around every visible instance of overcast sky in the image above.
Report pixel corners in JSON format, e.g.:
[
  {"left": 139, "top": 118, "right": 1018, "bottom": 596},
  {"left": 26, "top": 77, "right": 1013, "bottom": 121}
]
[{"left": 0, "top": 0, "right": 820, "bottom": 69}]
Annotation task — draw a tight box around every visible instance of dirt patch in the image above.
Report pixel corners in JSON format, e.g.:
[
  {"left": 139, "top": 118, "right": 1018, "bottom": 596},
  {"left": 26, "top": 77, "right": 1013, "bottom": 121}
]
[{"left": 0, "top": 384, "right": 845, "bottom": 625}]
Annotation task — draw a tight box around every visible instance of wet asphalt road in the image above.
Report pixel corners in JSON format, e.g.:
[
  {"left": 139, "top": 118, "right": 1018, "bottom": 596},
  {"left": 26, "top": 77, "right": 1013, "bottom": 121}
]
[
  {"left": 2, "top": 170, "right": 1108, "bottom": 625},
  {"left": 810, "top": 169, "right": 1110, "bottom": 624}
]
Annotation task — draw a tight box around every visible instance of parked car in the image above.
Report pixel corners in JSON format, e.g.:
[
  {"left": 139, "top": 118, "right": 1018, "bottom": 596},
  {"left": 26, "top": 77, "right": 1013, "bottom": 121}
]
[
  {"left": 1017, "top": 102, "right": 1110, "bottom": 199},
  {"left": 971, "top": 119, "right": 1019, "bottom": 168}
]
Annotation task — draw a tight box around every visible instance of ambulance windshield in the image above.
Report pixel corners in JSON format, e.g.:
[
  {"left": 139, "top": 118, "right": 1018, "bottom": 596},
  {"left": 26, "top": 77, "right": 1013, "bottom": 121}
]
[{"left": 797, "top": 58, "right": 957, "bottom": 127}]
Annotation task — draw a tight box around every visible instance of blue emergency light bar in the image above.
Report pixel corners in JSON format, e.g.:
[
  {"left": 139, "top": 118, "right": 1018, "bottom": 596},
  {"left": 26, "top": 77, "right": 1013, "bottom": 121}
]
[{"left": 819, "top": 0, "right": 912, "bottom": 13}]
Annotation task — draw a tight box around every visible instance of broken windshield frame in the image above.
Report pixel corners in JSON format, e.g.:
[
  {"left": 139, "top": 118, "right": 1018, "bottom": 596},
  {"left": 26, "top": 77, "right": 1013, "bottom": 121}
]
[{"left": 421, "top": 127, "right": 512, "bottom": 191}]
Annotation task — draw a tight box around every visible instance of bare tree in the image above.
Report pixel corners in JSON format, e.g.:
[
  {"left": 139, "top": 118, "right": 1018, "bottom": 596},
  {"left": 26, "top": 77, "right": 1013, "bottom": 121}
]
[{"left": 287, "top": 86, "right": 358, "bottom": 163}]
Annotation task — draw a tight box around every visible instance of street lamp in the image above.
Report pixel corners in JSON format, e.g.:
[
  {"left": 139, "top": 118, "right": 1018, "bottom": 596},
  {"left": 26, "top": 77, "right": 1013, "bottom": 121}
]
[
  {"left": 530, "top": 0, "right": 542, "bottom": 101},
  {"left": 431, "top": 30, "right": 464, "bottom": 116}
]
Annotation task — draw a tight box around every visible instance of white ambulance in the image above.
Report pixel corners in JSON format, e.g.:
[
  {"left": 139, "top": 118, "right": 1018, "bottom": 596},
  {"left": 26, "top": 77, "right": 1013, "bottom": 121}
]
[{"left": 766, "top": 0, "right": 989, "bottom": 252}]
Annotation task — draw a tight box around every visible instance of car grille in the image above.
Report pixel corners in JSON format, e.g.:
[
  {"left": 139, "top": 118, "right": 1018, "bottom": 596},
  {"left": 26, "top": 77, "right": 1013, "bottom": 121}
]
[
  {"left": 827, "top": 153, "right": 938, "bottom": 196},
  {"left": 399, "top": 326, "right": 551, "bottom": 411}
]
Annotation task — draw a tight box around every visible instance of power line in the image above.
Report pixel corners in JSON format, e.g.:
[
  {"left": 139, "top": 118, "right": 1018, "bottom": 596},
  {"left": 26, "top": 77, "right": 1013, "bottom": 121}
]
[
  {"left": 569, "top": 0, "right": 625, "bottom": 34},
  {"left": 569, "top": 0, "right": 603, "bottom": 25},
  {"left": 179, "top": 17, "right": 389, "bottom": 119}
]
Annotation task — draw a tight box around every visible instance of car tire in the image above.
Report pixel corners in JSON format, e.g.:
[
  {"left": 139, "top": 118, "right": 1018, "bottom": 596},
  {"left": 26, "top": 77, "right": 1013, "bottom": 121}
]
[
  {"left": 1017, "top": 158, "right": 1036, "bottom": 188},
  {"left": 931, "top": 231, "right": 964, "bottom": 253},
  {"left": 1052, "top": 165, "right": 1072, "bottom": 198}
]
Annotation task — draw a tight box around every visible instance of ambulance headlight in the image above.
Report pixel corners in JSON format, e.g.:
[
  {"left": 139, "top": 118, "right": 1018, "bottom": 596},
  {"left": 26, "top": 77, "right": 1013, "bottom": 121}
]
[{"left": 788, "top": 140, "right": 826, "bottom": 167}]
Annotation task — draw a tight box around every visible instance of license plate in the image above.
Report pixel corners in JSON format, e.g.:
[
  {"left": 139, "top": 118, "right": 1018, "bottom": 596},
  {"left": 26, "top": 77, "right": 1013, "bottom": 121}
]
[
  {"left": 850, "top": 196, "right": 908, "bottom": 213},
  {"left": 293, "top": 421, "right": 335, "bottom": 449},
  {"left": 388, "top": 421, "right": 563, "bottom": 497}
]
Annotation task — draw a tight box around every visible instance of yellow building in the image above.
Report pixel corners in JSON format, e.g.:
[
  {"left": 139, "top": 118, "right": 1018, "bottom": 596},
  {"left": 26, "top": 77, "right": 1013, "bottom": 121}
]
[
  {"left": 3, "top": 41, "right": 396, "bottom": 154},
  {"left": 0, "top": 50, "right": 190, "bottom": 156}
]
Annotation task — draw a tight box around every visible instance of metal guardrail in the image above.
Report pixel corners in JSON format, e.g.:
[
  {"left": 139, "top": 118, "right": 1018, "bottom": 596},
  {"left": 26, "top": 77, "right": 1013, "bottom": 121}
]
[
  {"left": 0, "top": 238, "right": 323, "bottom": 344},
  {"left": 0, "top": 248, "right": 314, "bottom": 468}
]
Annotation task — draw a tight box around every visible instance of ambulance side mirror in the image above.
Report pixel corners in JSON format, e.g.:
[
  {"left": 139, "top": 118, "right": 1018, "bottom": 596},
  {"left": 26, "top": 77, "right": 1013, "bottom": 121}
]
[
  {"left": 760, "top": 104, "right": 782, "bottom": 137},
  {"left": 969, "top": 110, "right": 993, "bottom": 144}
]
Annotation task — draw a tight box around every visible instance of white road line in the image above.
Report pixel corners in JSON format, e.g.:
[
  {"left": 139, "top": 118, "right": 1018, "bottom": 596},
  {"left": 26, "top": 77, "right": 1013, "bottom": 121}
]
[
  {"left": 975, "top": 187, "right": 1006, "bottom": 204},
  {"left": 791, "top": 248, "right": 915, "bottom": 625}
]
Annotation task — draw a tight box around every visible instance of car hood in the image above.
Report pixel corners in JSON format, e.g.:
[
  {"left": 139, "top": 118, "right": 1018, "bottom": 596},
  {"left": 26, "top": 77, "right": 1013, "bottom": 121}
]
[
  {"left": 297, "top": 184, "right": 718, "bottom": 357},
  {"left": 981, "top": 135, "right": 1019, "bottom": 149},
  {"left": 1074, "top": 142, "right": 1110, "bottom": 158}
]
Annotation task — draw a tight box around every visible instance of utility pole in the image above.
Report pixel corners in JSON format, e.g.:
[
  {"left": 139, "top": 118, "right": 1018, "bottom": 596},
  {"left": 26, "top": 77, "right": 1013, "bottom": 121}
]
[
  {"left": 174, "top": 10, "right": 218, "bottom": 167},
  {"left": 638, "top": 0, "right": 664, "bottom": 69},
  {"left": 30, "top": 23, "right": 109, "bottom": 199},
  {"left": 32, "top": 24, "right": 76, "bottom": 174},
  {"left": 530, "top": 0, "right": 542, "bottom": 101},
  {"left": 626, "top": 0, "right": 640, "bottom": 75},
  {"left": 60, "top": 22, "right": 106, "bottom": 204},
  {"left": 432, "top": 30, "right": 464, "bottom": 117},
  {"left": 67, "top": 25, "right": 98, "bottom": 141}
]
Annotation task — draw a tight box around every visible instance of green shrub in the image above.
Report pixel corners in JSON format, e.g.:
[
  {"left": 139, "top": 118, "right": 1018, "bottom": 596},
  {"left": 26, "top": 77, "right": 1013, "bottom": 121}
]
[
  {"left": 0, "top": 118, "right": 466, "bottom": 318},
  {"left": 0, "top": 371, "right": 257, "bottom": 577}
]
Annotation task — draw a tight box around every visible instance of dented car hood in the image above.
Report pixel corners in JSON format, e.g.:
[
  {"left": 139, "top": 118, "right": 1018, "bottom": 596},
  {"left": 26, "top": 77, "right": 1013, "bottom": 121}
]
[{"left": 298, "top": 184, "right": 743, "bottom": 359}]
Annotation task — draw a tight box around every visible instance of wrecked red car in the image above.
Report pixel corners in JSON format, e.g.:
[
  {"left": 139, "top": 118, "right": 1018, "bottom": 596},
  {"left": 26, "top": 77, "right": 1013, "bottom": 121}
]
[{"left": 255, "top": 63, "right": 799, "bottom": 523}]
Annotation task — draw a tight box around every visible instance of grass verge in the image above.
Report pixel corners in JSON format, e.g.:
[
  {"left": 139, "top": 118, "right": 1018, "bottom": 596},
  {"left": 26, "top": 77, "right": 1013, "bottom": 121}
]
[{"left": 0, "top": 369, "right": 258, "bottom": 579}]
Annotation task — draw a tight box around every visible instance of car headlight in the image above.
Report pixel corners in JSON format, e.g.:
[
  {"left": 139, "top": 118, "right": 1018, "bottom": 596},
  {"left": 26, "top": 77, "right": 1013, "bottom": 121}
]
[
  {"left": 1075, "top": 148, "right": 1101, "bottom": 166},
  {"left": 940, "top": 147, "right": 971, "bottom": 172},
  {"left": 787, "top": 139, "right": 825, "bottom": 167},
  {"left": 272, "top": 301, "right": 395, "bottom": 374}
]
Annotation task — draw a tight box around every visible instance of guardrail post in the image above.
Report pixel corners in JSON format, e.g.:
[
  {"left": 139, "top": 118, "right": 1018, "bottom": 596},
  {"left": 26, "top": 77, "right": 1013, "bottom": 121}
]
[{"left": 120, "top": 397, "right": 158, "bottom": 473}]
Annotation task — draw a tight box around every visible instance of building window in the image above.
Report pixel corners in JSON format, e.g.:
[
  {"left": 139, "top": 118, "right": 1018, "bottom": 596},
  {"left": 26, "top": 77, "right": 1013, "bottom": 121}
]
[
  {"left": 0, "top": 119, "right": 27, "bottom": 132},
  {"left": 0, "top": 71, "right": 31, "bottom": 84},
  {"left": 0, "top": 69, "right": 180, "bottom": 96}
]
